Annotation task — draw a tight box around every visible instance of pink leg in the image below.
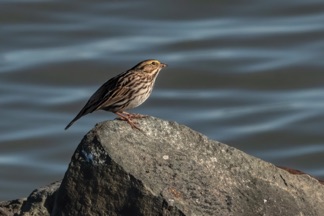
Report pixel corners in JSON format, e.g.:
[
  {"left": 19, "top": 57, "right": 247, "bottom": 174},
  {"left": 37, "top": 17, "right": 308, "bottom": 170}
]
[{"left": 114, "top": 111, "right": 141, "bottom": 130}]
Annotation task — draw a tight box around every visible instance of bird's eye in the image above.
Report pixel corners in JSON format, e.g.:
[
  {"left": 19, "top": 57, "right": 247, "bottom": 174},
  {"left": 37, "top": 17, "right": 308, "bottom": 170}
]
[{"left": 151, "top": 62, "right": 157, "bottom": 65}]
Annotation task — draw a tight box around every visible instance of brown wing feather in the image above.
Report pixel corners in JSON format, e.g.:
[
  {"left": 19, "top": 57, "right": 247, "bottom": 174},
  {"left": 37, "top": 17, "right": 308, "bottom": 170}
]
[{"left": 95, "top": 86, "right": 131, "bottom": 110}]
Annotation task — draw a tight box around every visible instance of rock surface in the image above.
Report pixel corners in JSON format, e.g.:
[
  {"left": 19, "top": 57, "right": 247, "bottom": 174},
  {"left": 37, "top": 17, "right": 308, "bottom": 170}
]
[
  {"left": 0, "top": 181, "right": 60, "bottom": 216},
  {"left": 1, "top": 117, "right": 324, "bottom": 216}
]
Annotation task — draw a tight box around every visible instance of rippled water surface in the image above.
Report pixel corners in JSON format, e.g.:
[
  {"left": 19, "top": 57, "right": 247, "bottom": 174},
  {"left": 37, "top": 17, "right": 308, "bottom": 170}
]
[{"left": 1, "top": 0, "right": 324, "bottom": 200}]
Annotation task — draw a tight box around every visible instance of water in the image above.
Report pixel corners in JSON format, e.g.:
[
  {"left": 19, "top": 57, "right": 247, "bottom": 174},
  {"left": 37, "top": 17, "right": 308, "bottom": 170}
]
[{"left": 1, "top": 0, "right": 324, "bottom": 200}]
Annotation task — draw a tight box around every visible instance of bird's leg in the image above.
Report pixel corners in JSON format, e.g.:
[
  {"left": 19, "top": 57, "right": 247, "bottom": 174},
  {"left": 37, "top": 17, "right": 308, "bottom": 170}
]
[
  {"left": 123, "top": 111, "right": 148, "bottom": 119},
  {"left": 114, "top": 111, "right": 141, "bottom": 130}
]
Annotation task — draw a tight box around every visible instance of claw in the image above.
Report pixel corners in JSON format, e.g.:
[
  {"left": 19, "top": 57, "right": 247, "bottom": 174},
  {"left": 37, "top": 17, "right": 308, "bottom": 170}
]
[
  {"left": 114, "top": 111, "right": 141, "bottom": 130},
  {"left": 123, "top": 112, "right": 148, "bottom": 119}
]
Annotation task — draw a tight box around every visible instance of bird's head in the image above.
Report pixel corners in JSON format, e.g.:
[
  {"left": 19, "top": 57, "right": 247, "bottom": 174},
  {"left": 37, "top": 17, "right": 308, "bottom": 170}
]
[{"left": 133, "top": 59, "right": 167, "bottom": 74}]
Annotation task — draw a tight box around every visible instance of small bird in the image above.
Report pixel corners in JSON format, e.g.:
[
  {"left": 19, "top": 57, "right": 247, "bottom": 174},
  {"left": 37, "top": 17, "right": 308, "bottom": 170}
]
[{"left": 65, "top": 59, "right": 167, "bottom": 130}]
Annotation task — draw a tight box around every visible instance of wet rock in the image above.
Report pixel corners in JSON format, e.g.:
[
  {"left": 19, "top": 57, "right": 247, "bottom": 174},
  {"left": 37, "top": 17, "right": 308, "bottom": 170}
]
[
  {"left": 20, "top": 181, "right": 60, "bottom": 216},
  {"left": 0, "top": 199, "right": 25, "bottom": 216},
  {"left": 0, "top": 181, "right": 59, "bottom": 216},
  {"left": 1, "top": 117, "right": 324, "bottom": 215}
]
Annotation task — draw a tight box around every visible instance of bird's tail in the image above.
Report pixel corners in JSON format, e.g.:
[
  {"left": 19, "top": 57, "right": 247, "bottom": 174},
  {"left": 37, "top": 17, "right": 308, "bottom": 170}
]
[
  {"left": 65, "top": 115, "right": 81, "bottom": 130},
  {"left": 65, "top": 107, "right": 90, "bottom": 130},
  {"left": 65, "top": 92, "right": 101, "bottom": 130}
]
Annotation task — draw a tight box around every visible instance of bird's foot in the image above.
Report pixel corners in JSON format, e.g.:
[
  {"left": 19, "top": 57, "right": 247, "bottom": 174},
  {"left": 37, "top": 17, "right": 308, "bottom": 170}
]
[
  {"left": 123, "top": 112, "right": 148, "bottom": 119},
  {"left": 114, "top": 112, "right": 141, "bottom": 130}
]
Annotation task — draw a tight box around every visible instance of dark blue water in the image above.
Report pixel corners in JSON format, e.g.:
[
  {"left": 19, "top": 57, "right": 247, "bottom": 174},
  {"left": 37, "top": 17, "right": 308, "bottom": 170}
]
[{"left": 1, "top": 0, "right": 324, "bottom": 200}]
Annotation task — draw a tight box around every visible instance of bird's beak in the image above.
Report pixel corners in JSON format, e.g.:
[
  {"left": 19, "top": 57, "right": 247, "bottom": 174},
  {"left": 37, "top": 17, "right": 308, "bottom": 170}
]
[{"left": 161, "top": 63, "right": 167, "bottom": 68}]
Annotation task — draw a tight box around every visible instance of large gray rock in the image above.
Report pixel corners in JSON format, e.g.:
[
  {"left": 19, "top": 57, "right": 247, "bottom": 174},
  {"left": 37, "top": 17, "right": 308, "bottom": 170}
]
[
  {"left": 52, "top": 117, "right": 324, "bottom": 216},
  {"left": 1, "top": 117, "right": 324, "bottom": 215}
]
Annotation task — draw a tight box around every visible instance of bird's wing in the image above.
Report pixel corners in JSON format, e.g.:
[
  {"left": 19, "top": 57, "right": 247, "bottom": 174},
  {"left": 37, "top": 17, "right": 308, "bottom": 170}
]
[
  {"left": 95, "top": 70, "right": 137, "bottom": 110},
  {"left": 95, "top": 85, "right": 131, "bottom": 111}
]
